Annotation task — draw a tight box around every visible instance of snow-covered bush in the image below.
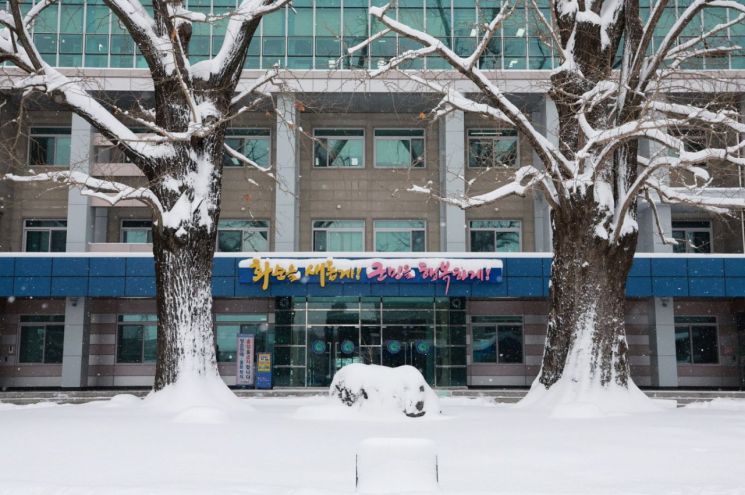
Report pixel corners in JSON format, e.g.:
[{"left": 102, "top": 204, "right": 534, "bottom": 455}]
[{"left": 330, "top": 364, "right": 440, "bottom": 417}]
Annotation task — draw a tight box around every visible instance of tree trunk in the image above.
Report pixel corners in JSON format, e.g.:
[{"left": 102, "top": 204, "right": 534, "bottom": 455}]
[
  {"left": 152, "top": 223, "right": 219, "bottom": 390},
  {"left": 537, "top": 195, "right": 638, "bottom": 390}
]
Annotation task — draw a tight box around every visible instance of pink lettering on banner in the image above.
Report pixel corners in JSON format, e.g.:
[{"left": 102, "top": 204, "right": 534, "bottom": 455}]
[{"left": 368, "top": 260, "right": 496, "bottom": 293}]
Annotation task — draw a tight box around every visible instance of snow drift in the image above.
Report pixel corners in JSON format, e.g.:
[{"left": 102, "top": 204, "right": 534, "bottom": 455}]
[{"left": 330, "top": 364, "right": 440, "bottom": 418}]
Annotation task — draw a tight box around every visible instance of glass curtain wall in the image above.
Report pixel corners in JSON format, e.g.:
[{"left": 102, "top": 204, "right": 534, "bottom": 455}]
[
  {"left": 274, "top": 296, "right": 466, "bottom": 387},
  {"left": 24, "top": 0, "right": 745, "bottom": 71}
]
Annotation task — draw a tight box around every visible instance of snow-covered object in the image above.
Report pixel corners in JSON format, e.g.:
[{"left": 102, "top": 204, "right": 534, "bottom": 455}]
[
  {"left": 356, "top": 438, "right": 438, "bottom": 494},
  {"left": 330, "top": 364, "right": 440, "bottom": 418}
]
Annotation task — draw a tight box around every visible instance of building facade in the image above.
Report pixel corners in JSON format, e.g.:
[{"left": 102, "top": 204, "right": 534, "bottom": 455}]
[{"left": 1, "top": 0, "right": 745, "bottom": 389}]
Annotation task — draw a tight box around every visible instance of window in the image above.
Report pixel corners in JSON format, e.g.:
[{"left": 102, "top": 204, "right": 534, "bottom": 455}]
[
  {"left": 675, "top": 316, "right": 718, "bottom": 364},
  {"left": 224, "top": 129, "right": 271, "bottom": 167},
  {"left": 117, "top": 314, "right": 157, "bottom": 364},
  {"left": 672, "top": 221, "right": 712, "bottom": 253},
  {"left": 19, "top": 315, "right": 64, "bottom": 364},
  {"left": 217, "top": 220, "right": 269, "bottom": 252},
  {"left": 121, "top": 220, "right": 152, "bottom": 243},
  {"left": 374, "top": 129, "right": 425, "bottom": 168},
  {"left": 374, "top": 220, "right": 426, "bottom": 252},
  {"left": 468, "top": 129, "right": 518, "bottom": 168},
  {"left": 469, "top": 220, "right": 521, "bottom": 252},
  {"left": 313, "top": 220, "right": 364, "bottom": 252},
  {"left": 28, "top": 128, "right": 71, "bottom": 166},
  {"left": 23, "top": 219, "right": 67, "bottom": 252},
  {"left": 471, "top": 316, "right": 523, "bottom": 364},
  {"left": 313, "top": 129, "right": 365, "bottom": 168},
  {"left": 215, "top": 314, "right": 270, "bottom": 363}
]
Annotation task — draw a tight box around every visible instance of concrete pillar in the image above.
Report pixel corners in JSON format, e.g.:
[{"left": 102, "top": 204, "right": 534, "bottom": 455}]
[
  {"left": 274, "top": 94, "right": 298, "bottom": 252},
  {"left": 93, "top": 207, "right": 108, "bottom": 243},
  {"left": 636, "top": 136, "right": 673, "bottom": 253},
  {"left": 636, "top": 135, "right": 677, "bottom": 387},
  {"left": 532, "top": 97, "right": 557, "bottom": 252},
  {"left": 648, "top": 297, "right": 678, "bottom": 387},
  {"left": 61, "top": 297, "right": 90, "bottom": 388},
  {"left": 65, "top": 114, "right": 93, "bottom": 252},
  {"left": 440, "top": 110, "right": 466, "bottom": 252}
]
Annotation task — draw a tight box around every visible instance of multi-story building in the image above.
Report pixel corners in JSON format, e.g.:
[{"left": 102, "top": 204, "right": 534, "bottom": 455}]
[{"left": 1, "top": 0, "right": 744, "bottom": 389}]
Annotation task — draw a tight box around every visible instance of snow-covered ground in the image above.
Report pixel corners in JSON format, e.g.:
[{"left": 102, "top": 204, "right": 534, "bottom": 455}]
[{"left": 1, "top": 394, "right": 744, "bottom": 494}]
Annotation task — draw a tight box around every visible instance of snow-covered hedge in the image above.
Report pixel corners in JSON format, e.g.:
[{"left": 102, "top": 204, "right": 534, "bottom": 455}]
[{"left": 330, "top": 363, "right": 440, "bottom": 417}]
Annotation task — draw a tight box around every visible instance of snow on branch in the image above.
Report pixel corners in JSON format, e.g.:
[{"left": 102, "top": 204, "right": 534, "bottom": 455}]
[
  {"left": 4, "top": 171, "right": 164, "bottom": 213},
  {"left": 365, "top": 2, "right": 572, "bottom": 181},
  {"left": 0, "top": 2, "right": 174, "bottom": 163},
  {"left": 647, "top": 178, "right": 745, "bottom": 214},
  {"left": 637, "top": 0, "right": 745, "bottom": 93},
  {"left": 408, "top": 166, "right": 558, "bottom": 210},
  {"left": 223, "top": 143, "right": 273, "bottom": 175},
  {"left": 191, "top": 0, "right": 291, "bottom": 82}
]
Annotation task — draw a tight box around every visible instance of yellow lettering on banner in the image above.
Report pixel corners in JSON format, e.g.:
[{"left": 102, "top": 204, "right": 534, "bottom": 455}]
[
  {"left": 272, "top": 264, "right": 287, "bottom": 281},
  {"left": 287, "top": 265, "right": 301, "bottom": 282},
  {"left": 251, "top": 259, "right": 271, "bottom": 291},
  {"left": 327, "top": 260, "right": 338, "bottom": 282},
  {"left": 306, "top": 262, "right": 327, "bottom": 287}
]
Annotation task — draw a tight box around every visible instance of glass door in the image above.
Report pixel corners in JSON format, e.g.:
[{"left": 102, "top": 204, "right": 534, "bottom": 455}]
[
  {"left": 382, "top": 325, "right": 435, "bottom": 383},
  {"left": 306, "top": 325, "right": 360, "bottom": 387}
]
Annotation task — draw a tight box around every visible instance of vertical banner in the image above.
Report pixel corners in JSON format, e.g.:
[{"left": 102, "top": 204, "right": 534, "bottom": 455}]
[
  {"left": 236, "top": 335, "right": 255, "bottom": 386},
  {"left": 256, "top": 352, "right": 272, "bottom": 389}
]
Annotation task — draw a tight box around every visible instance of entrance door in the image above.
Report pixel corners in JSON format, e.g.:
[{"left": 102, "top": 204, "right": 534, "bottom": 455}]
[
  {"left": 382, "top": 325, "right": 435, "bottom": 383},
  {"left": 306, "top": 325, "right": 360, "bottom": 387}
]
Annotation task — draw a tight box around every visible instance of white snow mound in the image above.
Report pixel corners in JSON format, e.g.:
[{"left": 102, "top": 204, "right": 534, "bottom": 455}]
[
  {"left": 518, "top": 375, "right": 660, "bottom": 417},
  {"left": 330, "top": 363, "right": 440, "bottom": 418},
  {"left": 143, "top": 375, "right": 251, "bottom": 413}
]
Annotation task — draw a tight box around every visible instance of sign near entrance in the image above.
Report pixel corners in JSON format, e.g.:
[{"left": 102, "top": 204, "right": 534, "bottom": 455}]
[
  {"left": 256, "top": 352, "right": 272, "bottom": 389},
  {"left": 236, "top": 334, "right": 255, "bottom": 386},
  {"left": 238, "top": 256, "right": 503, "bottom": 295}
]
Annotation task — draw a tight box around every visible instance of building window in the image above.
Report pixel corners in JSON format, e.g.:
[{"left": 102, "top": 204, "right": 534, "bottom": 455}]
[
  {"left": 18, "top": 315, "right": 65, "bottom": 364},
  {"left": 469, "top": 220, "right": 521, "bottom": 252},
  {"left": 471, "top": 316, "right": 523, "bottom": 364},
  {"left": 374, "top": 220, "right": 426, "bottom": 252},
  {"left": 672, "top": 221, "right": 712, "bottom": 253},
  {"left": 23, "top": 219, "right": 67, "bottom": 252},
  {"left": 313, "top": 220, "right": 364, "bottom": 252},
  {"left": 374, "top": 129, "right": 425, "bottom": 168},
  {"left": 675, "top": 316, "right": 718, "bottom": 364},
  {"left": 224, "top": 129, "right": 271, "bottom": 167},
  {"left": 117, "top": 314, "right": 157, "bottom": 364},
  {"left": 217, "top": 220, "right": 269, "bottom": 252},
  {"left": 215, "top": 314, "right": 270, "bottom": 363},
  {"left": 313, "top": 129, "right": 365, "bottom": 168},
  {"left": 28, "top": 127, "right": 71, "bottom": 166},
  {"left": 468, "top": 129, "right": 518, "bottom": 168},
  {"left": 121, "top": 220, "right": 152, "bottom": 243}
]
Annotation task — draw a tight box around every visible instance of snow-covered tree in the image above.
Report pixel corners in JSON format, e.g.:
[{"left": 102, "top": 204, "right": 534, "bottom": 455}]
[
  {"left": 0, "top": 0, "right": 288, "bottom": 391},
  {"left": 353, "top": 0, "right": 745, "bottom": 400}
]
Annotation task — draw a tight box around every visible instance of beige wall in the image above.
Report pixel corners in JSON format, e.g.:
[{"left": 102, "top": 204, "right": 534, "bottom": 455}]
[
  {"left": 463, "top": 113, "right": 536, "bottom": 252},
  {"left": 297, "top": 112, "right": 441, "bottom": 251},
  {"left": 1, "top": 111, "right": 71, "bottom": 252}
]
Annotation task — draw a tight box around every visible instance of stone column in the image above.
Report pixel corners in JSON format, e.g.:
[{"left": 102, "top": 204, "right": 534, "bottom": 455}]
[
  {"left": 65, "top": 114, "right": 93, "bottom": 252},
  {"left": 61, "top": 297, "right": 90, "bottom": 388},
  {"left": 532, "top": 97, "right": 557, "bottom": 252},
  {"left": 93, "top": 207, "right": 108, "bottom": 243},
  {"left": 637, "top": 136, "right": 678, "bottom": 387},
  {"left": 61, "top": 114, "right": 93, "bottom": 388},
  {"left": 274, "top": 94, "right": 298, "bottom": 252},
  {"left": 440, "top": 110, "right": 466, "bottom": 252}
]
